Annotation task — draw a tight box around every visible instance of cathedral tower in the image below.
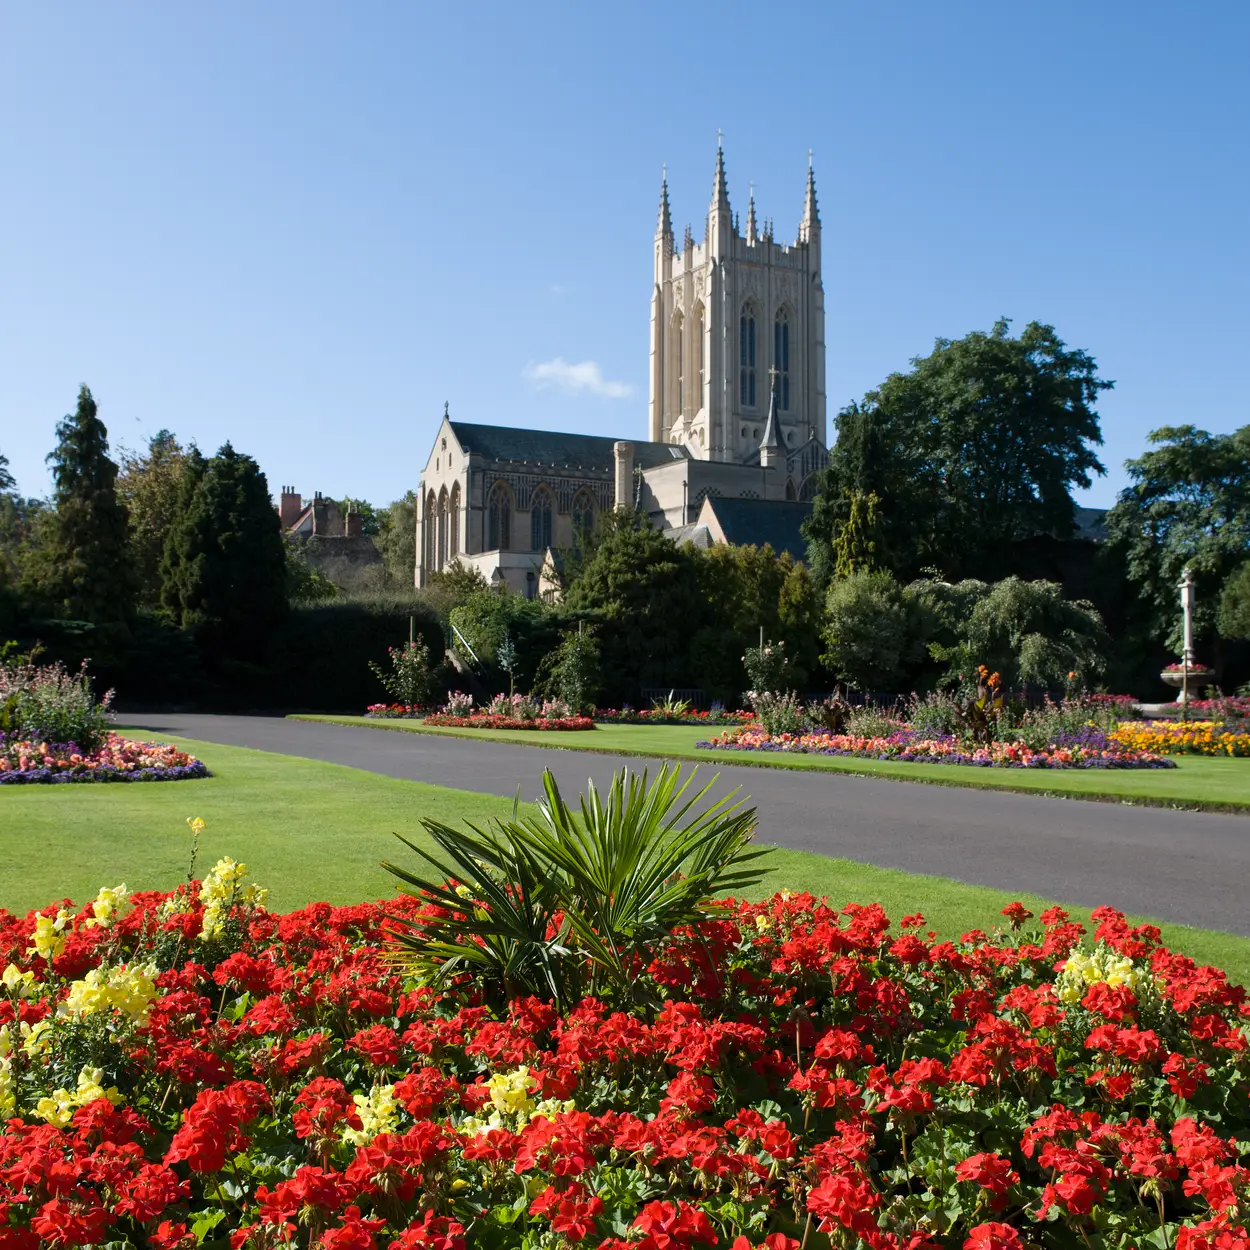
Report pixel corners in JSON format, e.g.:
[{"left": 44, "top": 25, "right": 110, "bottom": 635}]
[{"left": 648, "top": 144, "right": 827, "bottom": 463}]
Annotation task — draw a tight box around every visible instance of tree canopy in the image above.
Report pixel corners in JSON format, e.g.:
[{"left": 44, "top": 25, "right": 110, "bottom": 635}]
[
  {"left": 33, "top": 386, "right": 134, "bottom": 624},
  {"left": 117, "top": 430, "right": 191, "bottom": 607},
  {"left": 804, "top": 319, "right": 1109, "bottom": 582},
  {"left": 1104, "top": 424, "right": 1250, "bottom": 653}
]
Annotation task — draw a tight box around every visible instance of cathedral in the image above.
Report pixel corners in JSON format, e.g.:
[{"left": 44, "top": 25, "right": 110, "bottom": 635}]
[{"left": 415, "top": 146, "right": 829, "bottom": 595}]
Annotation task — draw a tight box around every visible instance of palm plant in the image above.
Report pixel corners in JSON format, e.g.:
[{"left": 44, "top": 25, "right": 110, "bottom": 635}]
[{"left": 382, "top": 765, "right": 769, "bottom": 1008}]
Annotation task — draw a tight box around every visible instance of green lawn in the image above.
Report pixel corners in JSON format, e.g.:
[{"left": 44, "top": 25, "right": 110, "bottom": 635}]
[
  {"left": 293, "top": 716, "right": 1250, "bottom": 813},
  {"left": 6, "top": 735, "right": 1250, "bottom": 985}
]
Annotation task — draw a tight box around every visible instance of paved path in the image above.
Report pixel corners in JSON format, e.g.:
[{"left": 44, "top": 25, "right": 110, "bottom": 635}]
[{"left": 121, "top": 713, "right": 1250, "bottom": 937}]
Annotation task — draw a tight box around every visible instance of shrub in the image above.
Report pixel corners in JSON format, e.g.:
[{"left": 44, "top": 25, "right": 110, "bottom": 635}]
[
  {"left": 547, "top": 626, "right": 600, "bottom": 714},
  {"left": 0, "top": 650, "right": 113, "bottom": 751},
  {"left": 845, "top": 703, "right": 907, "bottom": 739},
  {"left": 750, "top": 690, "right": 807, "bottom": 736},
  {"left": 742, "top": 638, "right": 793, "bottom": 696},
  {"left": 907, "top": 688, "right": 964, "bottom": 738},
  {"left": 821, "top": 570, "right": 926, "bottom": 691},
  {"left": 368, "top": 639, "right": 435, "bottom": 708}
]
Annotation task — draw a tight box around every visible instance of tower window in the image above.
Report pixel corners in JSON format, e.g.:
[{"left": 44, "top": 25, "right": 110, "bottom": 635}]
[
  {"left": 571, "top": 489, "right": 597, "bottom": 537},
  {"left": 488, "top": 482, "right": 511, "bottom": 551},
  {"left": 529, "top": 486, "right": 554, "bottom": 552},
  {"left": 694, "top": 302, "right": 705, "bottom": 409},
  {"left": 774, "top": 308, "right": 790, "bottom": 411},
  {"left": 739, "top": 305, "right": 757, "bottom": 407},
  {"left": 449, "top": 482, "right": 460, "bottom": 556}
]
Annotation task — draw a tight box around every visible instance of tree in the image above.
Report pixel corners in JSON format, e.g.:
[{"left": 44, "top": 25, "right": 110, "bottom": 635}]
[
  {"left": 160, "top": 443, "right": 287, "bottom": 659},
  {"left": 285, "top": 538, "right": 339, "bottom": 602},
  {"left": 1218, "top": 562, "right": 1250, "bottom": 641},
  {"left": 564, "top": 517, "right": 707, "bottom": 701},
  {"left": 833, "top": 490, "right": 885, "bottom": 579},
  {"left": 804, "top": 320, "right": 1109, "bottom": 582},
  {"left": 821, "top": 570, "right": 925, "bottom": 692},
  {"left": 0, "top": 452, "right": 13, "bottom": 495},
  {"left": 117, "top": 430, "right": 190, "bottom": 606},
  {"left": 375, "top": 492, "right": 417, "bottom": 586},
  {"left": 34, "top": 385, "right": 134, "bottom": 624},
  {"left": 1105, "top": 425, "right": 1250, "bottom": 654}
]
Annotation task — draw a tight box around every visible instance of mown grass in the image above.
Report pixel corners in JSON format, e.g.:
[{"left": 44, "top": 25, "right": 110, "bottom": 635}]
[
  {"left": 5, "top": 736, "right": 1250, "bottom": 984},
  {"left": 293, "top": 716, "right": 1250, "bottom": 813}
]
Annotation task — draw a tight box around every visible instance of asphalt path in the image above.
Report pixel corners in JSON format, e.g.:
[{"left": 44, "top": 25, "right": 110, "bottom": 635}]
[{"left": 120, "top": 713, "right": 1250, "bottom": 937}]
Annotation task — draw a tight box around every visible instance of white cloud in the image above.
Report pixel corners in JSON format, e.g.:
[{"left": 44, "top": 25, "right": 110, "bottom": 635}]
[{"left": 523, "top": 357, "right": 633, "bottom": 400}]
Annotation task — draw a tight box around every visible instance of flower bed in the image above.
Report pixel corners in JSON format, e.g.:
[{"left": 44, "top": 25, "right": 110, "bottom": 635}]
[
  {"left": 1110, "top": 720, "right": 1250, "bottom": 758},
  {"left": 699, "top": 726, "right": 1175, "bottom": 769},
  {"left": 1, "top": 874, "right": 1248, "bottom": 1246},
  {"left": 365, "top": 703, "right": 429, "bottom": 719},
  {"left": 595, "top": 707, "right": 755, "bottom": 726},
  {"left": 422, "top": 714, "right": 595, "bottom": 731},
  {"left": 0, "top": 733, "right": 210, "bottom": 784}
]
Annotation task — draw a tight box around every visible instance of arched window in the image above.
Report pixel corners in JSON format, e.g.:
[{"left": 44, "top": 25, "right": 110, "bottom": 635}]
[
  {"left": 693, "top": 302, "right": 705, "bottom": 409},
  {"left": 436, "top": 487, "right": 448, "bottom": 571},
  {"left": 774, "top": 308, "right": 790, "bottom": 411},
  {"left": 671, "top": 310, "right": 684, "bottom": 416},
  {"left": 785, "top": 478, "right": 797, "bottom": 501},
  {"left": 529, "top": 486, "right": 554, "bottom": 552},
  {"left": 739, "top": 304, "right": 757, "bottom": 407},
  {"left": 571, "top": 489, "right": 597, "bottom": 537},
  {"left": 488, "top": 482, "right": 511, "bottom": 551},
  {"left": 799, "top": 475, "right": 820, "bottom": 502},
  {"left": 449, "top": 482, "right": 460, "bottom": 557},
  {"left": 424, "top": 490, "right": 437, "bottom": 573}
]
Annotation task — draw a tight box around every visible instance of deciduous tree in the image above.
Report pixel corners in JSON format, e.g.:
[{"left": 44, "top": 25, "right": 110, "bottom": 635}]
[{"left": 117, "top": 430, "right": 190, "bottom": 606}]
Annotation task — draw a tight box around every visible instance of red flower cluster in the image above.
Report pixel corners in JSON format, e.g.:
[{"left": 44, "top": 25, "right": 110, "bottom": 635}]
[
  {"left": 0, "top": 880, "right": 1247, "bottom": 1247},
  {"left": 420, "top": 714, "right": 595, "bottom": 731}
]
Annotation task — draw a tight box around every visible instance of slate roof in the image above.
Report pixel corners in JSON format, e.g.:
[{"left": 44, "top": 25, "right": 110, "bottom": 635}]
[
  {"left": 1074, "top": 506, "right": 1108, "bottom": 542},
  {"left": 448, "top": 421, "right": 686, "bottom": 472},
  {"left": 704, "top": 497, "right": 813, "bottom": 561}
]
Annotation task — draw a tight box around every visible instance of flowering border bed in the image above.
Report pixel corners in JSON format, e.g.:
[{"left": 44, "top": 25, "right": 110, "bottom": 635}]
[
  {"left": 1111, "top": 720, "right": 1250, "bottom": 758},
  {"left": 698, "top": 726, "right": 1175, "bottom": 770},
  {"left": 365, "top": 704, "right": 428, "bottom": 720},
  {"left": 1, "top": 871, "right": 1249, "bottom": 1248},
  {"left": 422, "top": 714, "right": 596, "bottom": 731},
  {"left": 0, "top": 734, "right": 210, "bottom": 784}
]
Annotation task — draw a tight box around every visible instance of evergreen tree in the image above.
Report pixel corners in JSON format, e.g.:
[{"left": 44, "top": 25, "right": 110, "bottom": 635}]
[
  {"left": 833, "top": 490, "right": 885, "bottom": 579},
  {"left": 117, "top": 430, "right": 190, "bottom": 606},
  {"left": 36, "top": 385, "right": 134, "bottom": 623},
  {"left": 161, "top": 443, "right": 287, "bottom": 659}
]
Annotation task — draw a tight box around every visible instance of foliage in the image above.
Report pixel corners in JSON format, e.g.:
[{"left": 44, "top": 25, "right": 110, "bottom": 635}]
[
  {"left": 742, "top": 638, "right": 793, "bottom": 696},
  {"left": 116, "top": 430, "right": 190, "bottom": 606},
  {"left": 833, "top": 489, "right": 885, "bottom": 578},
  {"left": 30, "top": 385, "right": 134, "bottom": 624},
  {"left": 749, "top": 690, "right": 807, "bottom": 736},
  {"left": 368, "top": 639, "right": 436, "bottom": 708},
  {"left": 0, "top": 651, "right": 113, "bottom": 751},
  {"left": 159, "top": 443, "right": 288, "bottom": 661},
  {"left": 385, "top": 765, "right": 766, "bottom": 1007},
  {"left": 0, "top": 451, "right": 13, "bottom": 494},
  {"left": 821, "top": 569, "right": 926, "bottom": 691},
  {"left": 546, "top": 625, "right": 600, "bottom": 714},
  {"left": 1105, "top": 425, "right": 1250, "bottom": 654},
  {"left": 805, "top": 319, "right": 1109, "bottom": 582},
  {"left": 845, "top": 703, "right": 908, "bottom": 739},
  {"left": 374, "top": 490, "right": 417, "bottom": 586},
  {"left": 906, "top": 688, "right": 965, "bottom": 738},
  {"left": 336, "top": 495, "right": 382, "bottom": 535},
  {"left": 284, "top": 536, "right": 339, "bottom": 602},
  {"left": 952, "top": 577, "right": 1109, "bottom": 691},
  {"left": 1217, "top": 561, "right": 1250, "bottom": 641},
  {"left": 564, "top": 517, "right": 707, "bottom": 701}
]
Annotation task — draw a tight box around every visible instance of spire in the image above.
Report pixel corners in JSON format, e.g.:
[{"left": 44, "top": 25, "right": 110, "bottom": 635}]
[
  {"left": 656, "top": 165, "right": 672, "bottom": 238},
  {"left": 800, "top": 153, "right": 820, "bottom": 242},
  {"left": 760, "top": 371, "right": 784, "bottom": 467},
  {"left": 746, "top": 182, "right": 757, "bottom": 245},
  {"left": 710, "top": 136, "right": 731, "bottom": 216}
]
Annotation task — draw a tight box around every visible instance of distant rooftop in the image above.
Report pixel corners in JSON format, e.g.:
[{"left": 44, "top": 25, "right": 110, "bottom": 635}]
[
  {"left": 701, "top": 496, "right": 813, "bottom": 561},
  {"left": 447, "top": 421, "right": 686, "bottom": 473}
]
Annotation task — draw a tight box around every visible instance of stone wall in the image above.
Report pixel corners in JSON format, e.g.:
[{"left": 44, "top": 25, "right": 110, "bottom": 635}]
[{"left": 301, "top": 535, "right": 384, "bottom": 592}]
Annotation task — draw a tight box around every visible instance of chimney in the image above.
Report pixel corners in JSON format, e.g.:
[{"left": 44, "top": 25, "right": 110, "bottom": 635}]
[
  {"left": 613, "top": 441, "right": 635, "bottom": 510},
  {"left": 311, "top": 494, "right": 330, "bottom": 536},
  {"left": 345, "top": 511, "right": 363, "bottom": 538},
  {"left": 279, "top": 486, "right": 303, "bottom": 529}
]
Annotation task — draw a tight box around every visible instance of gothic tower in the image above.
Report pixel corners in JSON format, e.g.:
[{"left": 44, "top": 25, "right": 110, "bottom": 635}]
[{"left": 648, "top": 144, "right": 827, "bottom": 463}]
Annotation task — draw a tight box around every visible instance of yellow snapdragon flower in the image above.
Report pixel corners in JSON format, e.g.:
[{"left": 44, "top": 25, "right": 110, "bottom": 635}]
[
  {"left": 199, "top": 858, "right": 268, "bottom": 940},
  {"left": 85, "top": 884, "right": 130, "bottom": 929},
  {"left": 21, "top": 1019, "right": 53, "bottom": 1058},
  {"left": 343, "top": 1083, "right": 399, "bottom": 1146},
  {"left": 0, "top": 1056, "right": 14, "bottom": 1119},
  {"left": 35, "top": 1066, "right": 123, "bottom": 1126},
  {"left": 61, "top": 962, "right": 159, "bottom": 1025},
  {"left": 1, "top": 964, "right": 36, "bottom": 998},
  {"left": 1056, "top": 942, "right": 1149, "bottom": 1005},
  {"left": 29, "top": 910, "right": 71, "bottom": 963}
]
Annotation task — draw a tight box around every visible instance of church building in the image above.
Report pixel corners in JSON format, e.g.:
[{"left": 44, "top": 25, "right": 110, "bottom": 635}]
[{"left": 415, "top": 146, "right": 829, "bottom": 594}]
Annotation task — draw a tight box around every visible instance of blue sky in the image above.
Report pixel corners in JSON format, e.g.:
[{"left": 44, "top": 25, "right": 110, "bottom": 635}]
[{"left": 2, "top": 2, "right": 1246, "bottom": 509}]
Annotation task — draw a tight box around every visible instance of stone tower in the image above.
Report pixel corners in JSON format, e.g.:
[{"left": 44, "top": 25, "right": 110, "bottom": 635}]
[{"left": 648, "top": 144, "right": 826, "bottom": 463}]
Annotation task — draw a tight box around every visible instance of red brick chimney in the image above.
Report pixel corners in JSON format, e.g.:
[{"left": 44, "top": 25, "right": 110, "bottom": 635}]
[
  {"left": 345, "top": 511, "right": 363, "bottom": 538},
  {"left": 279, "top": 486, "right": 303, "bottom": 529}
]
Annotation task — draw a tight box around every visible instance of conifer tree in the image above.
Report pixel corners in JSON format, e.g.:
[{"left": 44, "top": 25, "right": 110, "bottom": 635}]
[
  {"left": 833, "top": 490, "right": 885, "bottom": 579},
  {"left": 160, "top": 443, "right": 287, "bottom": 659},
  {"left": 37, "top": 385, "right": 134, "bottom": 623}
]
